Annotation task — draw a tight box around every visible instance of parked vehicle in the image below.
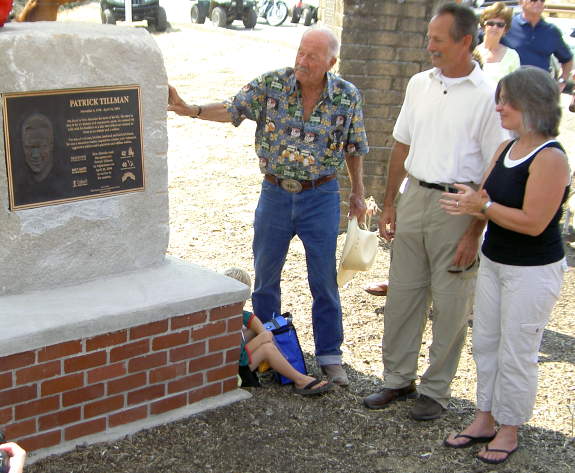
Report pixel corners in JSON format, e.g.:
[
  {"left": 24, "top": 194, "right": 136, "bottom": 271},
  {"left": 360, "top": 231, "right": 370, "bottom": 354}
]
[
  {"left": 291, "top": 0, "right": 318, "bottom": 26},
  {"left": 258, "top": 0, "right": 288, "bottom": 26},
  {"left": 462, "top": 0, "right": 518, "bottom": 7},
  {"left": 100, "top": 0, "right": 168, "bottom": 31},
  {"left": 190, "top": 0, "right": 258, "bottom": 28},
  {"left": 0, "top": 0, "right": 12, "bottom": 26}
]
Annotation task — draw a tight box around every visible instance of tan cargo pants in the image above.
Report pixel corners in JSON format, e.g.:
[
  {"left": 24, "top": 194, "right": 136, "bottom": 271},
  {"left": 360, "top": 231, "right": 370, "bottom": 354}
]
[{"left": 382, "top": 176, "right": 479, "bottom": 408}]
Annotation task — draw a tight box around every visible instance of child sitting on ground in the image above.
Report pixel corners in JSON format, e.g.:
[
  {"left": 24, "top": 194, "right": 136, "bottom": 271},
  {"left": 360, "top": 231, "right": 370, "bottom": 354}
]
[{"left": 224, "top": 268, "right": 333, "bottom": 397}]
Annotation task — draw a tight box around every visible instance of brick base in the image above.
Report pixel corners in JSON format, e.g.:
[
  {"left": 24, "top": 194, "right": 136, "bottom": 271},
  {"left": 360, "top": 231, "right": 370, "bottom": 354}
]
[{"left": 0, "top": 302, "right": 245, "bottom": 455}]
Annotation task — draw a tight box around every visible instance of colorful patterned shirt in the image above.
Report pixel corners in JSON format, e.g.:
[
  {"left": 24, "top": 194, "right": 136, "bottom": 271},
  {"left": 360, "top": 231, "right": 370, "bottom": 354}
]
[{"left": 227, "top": 67, "right": 369, "bottom": 181}]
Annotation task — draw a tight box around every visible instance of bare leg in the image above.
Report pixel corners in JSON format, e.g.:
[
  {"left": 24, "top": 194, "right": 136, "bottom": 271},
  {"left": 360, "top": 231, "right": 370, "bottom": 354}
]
[
  {"left": 445, "top": 410, "right": 497, "bottom": 446},
  {"left": 478, "top": 425, "right": 519, "bottom": 462},
  {"left": 246, "top": 334, "right": 328, "bottom": 390}
]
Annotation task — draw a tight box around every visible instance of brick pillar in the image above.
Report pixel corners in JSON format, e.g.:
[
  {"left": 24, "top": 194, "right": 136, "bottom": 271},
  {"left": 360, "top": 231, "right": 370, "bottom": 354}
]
[{"left": 321, "top": 0, "right": 436, "bottom": 229}]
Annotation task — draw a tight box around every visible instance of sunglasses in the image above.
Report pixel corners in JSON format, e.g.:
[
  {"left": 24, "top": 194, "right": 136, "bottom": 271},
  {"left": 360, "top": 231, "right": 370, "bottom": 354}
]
[
  {"left": 529, "top": 0, "right": 545, "bottom": 3},
  {"left": 485, "top": 20, "right": 506, "bottom": 28}
]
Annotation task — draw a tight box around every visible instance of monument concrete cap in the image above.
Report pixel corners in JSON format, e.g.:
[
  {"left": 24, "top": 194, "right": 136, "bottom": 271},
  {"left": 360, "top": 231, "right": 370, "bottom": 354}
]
[{"left": 0, "top": 23, "right": 169, "bottom": 295}]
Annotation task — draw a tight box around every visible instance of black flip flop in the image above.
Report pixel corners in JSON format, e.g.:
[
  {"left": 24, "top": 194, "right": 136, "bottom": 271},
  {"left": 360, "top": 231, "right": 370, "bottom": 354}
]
[
  {"left": 293, "top": 378, "right": 333, "bottom": 396},
  {"left": 443, "top": 433, "right": 496, "bottom": 449},
  {"left": 477, "top": 446, "right": 519, "bottom": 465}
]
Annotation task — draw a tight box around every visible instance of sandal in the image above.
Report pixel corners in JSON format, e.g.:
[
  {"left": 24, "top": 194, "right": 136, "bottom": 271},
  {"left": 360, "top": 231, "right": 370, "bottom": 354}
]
[
  {"left": 444, "top": 433, "right": 496, "bottom": 449},
  {"left": 477, "top": 446, "right": 519, "bottom": 465},
  {"left": 293, "top": 378, "right": 334, "bottom": 397}
]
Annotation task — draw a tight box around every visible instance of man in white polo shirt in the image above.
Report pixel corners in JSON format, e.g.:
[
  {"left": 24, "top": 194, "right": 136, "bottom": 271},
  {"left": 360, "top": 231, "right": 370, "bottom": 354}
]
[{"left": 363, "top": 2, "right": 508, "bottom": 420}]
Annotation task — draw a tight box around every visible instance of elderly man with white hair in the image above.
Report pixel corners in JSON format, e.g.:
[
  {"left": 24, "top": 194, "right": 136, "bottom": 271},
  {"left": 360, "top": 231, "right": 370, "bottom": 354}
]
[{"left": 168, "top": 28, "right": 369, "bottom": 386}]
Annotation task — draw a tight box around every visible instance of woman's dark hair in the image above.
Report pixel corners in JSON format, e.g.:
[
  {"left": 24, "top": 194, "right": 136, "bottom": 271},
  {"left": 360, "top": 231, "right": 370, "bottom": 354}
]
[
  {"left": 496, "top": 66, "right": 562, "bottom": 137},
  {"left": 436, "top": 2, "right": 478, "bottom": 52}
]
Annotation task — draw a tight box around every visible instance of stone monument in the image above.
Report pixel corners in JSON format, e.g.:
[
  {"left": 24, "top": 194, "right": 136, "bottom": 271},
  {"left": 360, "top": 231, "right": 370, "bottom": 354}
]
[{"left": 0, "top": 23, "right": 249, "bottom": 460}]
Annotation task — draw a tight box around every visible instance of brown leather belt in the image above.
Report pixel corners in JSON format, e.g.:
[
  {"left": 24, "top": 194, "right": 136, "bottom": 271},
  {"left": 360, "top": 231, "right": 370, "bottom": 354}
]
[{"left": 264, "top": 173, "right": 337, "bottom": 193}]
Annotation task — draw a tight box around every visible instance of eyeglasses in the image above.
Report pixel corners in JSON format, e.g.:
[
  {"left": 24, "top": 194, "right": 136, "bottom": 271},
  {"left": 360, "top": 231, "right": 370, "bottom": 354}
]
[{"left": 485, "top": 20, "right": 506, "bottom": 28}]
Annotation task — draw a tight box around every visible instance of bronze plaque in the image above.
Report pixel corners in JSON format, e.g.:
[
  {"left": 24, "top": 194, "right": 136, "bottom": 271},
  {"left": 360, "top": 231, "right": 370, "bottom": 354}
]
[{"left": 2, "top": 85, "right": 145, "bottom": 210}]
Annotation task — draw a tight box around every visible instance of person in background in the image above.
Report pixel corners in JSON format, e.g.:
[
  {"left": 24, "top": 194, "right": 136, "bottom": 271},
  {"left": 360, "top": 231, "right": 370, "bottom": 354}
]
[
  {"left": 570, "top": 70, "right": 575, "bottom": 112},
  {"left": 441, "top": 66, "right": 569, "bottom": 465},
  {"left": 0, "top": 442, "right": 26, "bottom": 473},
  {"left": 225, "top": 268, "right": 334, "bottom": 396},
  {"left": 475, "top": 2, "right": 520, "bottom": 84},
  {"left": 363, "top": 3, "right": 508, "bottom": 421},
  {"left": 168, "top": 28, "right": 369, "bottom": 387},
  {"left": 501, "top": 0, "right": 572, "bottom": 90}
]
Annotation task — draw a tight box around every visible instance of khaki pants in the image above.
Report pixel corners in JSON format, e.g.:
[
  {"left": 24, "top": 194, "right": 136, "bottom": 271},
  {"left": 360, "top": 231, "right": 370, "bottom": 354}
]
[{"left": 382, "top": 177, "right": 478, "bottom": 407}]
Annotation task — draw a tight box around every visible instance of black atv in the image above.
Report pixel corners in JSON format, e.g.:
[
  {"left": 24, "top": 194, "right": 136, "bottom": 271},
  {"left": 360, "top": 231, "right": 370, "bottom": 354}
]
[
  {"left": 100, "top": 0, "right": 168, "bottom": 32},
  {"left": 190, "top": 0, "right": 258, "bottom": 29}
]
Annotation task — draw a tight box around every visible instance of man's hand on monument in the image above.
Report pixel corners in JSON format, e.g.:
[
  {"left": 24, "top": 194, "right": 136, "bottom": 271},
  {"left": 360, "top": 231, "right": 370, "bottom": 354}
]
[
  {"left": 378, "top": 206, "right": 396, "bottom": 241},
  {"left": 167, "top": 85, "right": 192, "bottom": 117},
  {"left": 349, "top": 193, "right": 367, "bottom": 224}
]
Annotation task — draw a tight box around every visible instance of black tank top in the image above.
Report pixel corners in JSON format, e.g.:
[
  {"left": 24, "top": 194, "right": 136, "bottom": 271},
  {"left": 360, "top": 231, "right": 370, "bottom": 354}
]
[{"left": 482, "top": 140, "right": 569, "bottom": 266}]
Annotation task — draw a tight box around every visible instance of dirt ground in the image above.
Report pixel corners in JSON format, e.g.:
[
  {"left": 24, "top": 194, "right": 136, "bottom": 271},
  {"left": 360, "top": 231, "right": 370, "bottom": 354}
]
[{"left": 22, "top": 3, "right": 575, "bottom": 472}]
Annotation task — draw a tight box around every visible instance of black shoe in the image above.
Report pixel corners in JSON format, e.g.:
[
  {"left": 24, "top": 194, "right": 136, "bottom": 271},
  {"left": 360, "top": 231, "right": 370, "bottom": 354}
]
[
  {"left": 410, "top": 394, "right": 445, "bottom": 420},
  {"left": 363, "top": 381, "right": 416, "bottom": 409}
]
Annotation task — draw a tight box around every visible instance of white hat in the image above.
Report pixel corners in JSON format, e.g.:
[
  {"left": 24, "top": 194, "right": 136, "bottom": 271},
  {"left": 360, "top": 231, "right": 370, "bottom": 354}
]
[{"left": 337, "top": 217, "right": 378, "bottom": 287}]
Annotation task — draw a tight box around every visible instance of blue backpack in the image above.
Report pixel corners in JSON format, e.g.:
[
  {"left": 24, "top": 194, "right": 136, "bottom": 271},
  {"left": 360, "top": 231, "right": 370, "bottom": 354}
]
[{"left": 263, "top": 313, "right": 307, "bottom": 385}]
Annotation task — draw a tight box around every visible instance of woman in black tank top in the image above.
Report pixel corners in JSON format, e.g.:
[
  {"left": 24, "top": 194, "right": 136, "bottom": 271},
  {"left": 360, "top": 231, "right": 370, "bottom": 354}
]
[{"left": 440, "top": 66, "right": 570, "bottom": 465}]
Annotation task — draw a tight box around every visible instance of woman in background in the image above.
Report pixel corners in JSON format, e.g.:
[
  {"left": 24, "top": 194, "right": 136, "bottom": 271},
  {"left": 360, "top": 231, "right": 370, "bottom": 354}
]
[{"left": 475, "top": 2, "right": 520, "bottom": 83}]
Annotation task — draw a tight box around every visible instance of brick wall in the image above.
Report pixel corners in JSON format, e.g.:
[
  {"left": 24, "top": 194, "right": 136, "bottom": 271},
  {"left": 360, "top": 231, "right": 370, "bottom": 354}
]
[
  {"left": 321, "top": 0, "right": 436, "bottom": 228},
  {"left": 0, "top": 302, "right": 243, "bottom": 454}
]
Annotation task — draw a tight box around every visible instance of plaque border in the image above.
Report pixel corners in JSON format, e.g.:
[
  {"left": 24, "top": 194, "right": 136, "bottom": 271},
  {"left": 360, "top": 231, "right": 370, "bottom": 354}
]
[{"left": 2, "top": 85, "right": 146, "bottom": 211}]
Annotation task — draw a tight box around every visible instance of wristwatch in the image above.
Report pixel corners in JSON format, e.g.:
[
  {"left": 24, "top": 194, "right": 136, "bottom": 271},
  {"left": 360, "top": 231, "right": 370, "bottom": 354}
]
[
  {"left": 558, "top": 78, "right": 566, "bottom": 85},
  {"left": 191, "top": 105, "right": 202, "bottom": 118},
  {"left": 481, "top": 200, "right": 493, "bottom": 214}
]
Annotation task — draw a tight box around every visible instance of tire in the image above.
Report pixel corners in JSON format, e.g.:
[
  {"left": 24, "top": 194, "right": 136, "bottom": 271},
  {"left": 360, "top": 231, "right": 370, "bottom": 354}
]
[
  {"left": 265, "top": 1, "right": 288, "bottom": 27},
  {"left": 291, "top": 7, "right": 301, "bottom": 23},
  {"left": 211, "top": 6, "right": 227, "bottom": 27},
  {"left": 101, "top": 8, "right": 116, "bottom": 25},
  {"left": 190, "top": 5, "right": 206, "bottom": 24},
  {"left": 242, "top": 7, "right": 257, "bottom": 29},
  {"left": 302, "top": 7, "right": 313, "bottom": 26},
  {"left": 154, "top": 6, "right": 168, "bottom": 32}
]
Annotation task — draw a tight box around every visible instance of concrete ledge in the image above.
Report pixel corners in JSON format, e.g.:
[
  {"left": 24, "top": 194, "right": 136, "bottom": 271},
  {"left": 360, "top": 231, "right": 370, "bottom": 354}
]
[
  {"left": 0, "top": 256, "right": 250, "bottom": 357},
  {"left": 26, "top": 389, "right": 252, "bottom": 464}
]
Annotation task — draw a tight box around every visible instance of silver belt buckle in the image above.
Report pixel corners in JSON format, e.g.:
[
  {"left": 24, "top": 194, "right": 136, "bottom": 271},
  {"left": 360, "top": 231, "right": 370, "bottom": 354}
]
[{"left": 280, "top": 178, "right": 303, "bottom": 193}]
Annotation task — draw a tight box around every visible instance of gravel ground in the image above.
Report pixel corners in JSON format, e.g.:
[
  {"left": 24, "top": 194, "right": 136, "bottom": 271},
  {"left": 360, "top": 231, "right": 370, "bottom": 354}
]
[{"left": 22, "top": 4, "right": 575, "bottom": 472}]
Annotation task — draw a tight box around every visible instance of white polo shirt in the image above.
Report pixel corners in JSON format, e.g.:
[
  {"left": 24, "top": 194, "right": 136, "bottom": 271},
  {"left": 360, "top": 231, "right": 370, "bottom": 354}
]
[{"left": 393, "top": 63, "right": 508, "bottom": 185}]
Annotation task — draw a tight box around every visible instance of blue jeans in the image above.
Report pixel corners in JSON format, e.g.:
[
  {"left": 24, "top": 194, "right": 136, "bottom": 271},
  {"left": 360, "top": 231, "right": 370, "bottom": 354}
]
[{"left": 252, "top": 179, "right": 343, "bottom": 365}]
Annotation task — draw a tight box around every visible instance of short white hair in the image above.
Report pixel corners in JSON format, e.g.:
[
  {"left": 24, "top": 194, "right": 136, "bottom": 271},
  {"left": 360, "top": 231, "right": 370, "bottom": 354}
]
[{"left": 302, "top": 27, "right": 340, "bottom": 60}]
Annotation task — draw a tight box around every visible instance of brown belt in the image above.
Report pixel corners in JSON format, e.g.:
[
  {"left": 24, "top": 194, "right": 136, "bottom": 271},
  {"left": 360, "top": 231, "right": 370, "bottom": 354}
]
[{"left": 264, "top": 173, "right": 337, "bottom": 193}]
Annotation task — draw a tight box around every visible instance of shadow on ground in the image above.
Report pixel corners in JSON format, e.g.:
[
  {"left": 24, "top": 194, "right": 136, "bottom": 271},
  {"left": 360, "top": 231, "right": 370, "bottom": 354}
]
[
  {"left": 540, "top": 328, "right": 575, "bottom": 364},
  {"left": 27, "top": 356, "right": 574, "bottom": 473}
]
